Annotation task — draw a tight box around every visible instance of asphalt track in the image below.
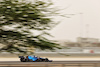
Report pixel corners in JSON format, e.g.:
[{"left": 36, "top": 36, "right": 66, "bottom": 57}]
[
  {"left": 0, "top": 61, "right": 100, "bottom": 67},
  {"left": 0, "top": 61, "right": 100, "bottom": 64}
]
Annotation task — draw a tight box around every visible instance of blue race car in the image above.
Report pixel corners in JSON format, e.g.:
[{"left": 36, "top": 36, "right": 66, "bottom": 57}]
[{"left": 19, "top": 55, "right": 52, "bottom": 62}]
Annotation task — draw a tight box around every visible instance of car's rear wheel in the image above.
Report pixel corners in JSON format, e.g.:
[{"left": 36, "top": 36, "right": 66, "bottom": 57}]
[
  {"left": 20, "top": 58, "right": 26, "bottom": 62},
  {"left": 25, "top": 59, "right": 29, "bottom": 62}
]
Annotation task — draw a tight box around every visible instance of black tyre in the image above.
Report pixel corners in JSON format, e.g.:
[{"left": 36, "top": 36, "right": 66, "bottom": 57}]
[
  {"left": 20, "top": 58, "right": 26, "bottom": 62},
  {"left": 25, "top": 59, "right": 29, "bottom": 62},
  {"left": 45, "top": 58, "right": 49, "bottom": 62}
]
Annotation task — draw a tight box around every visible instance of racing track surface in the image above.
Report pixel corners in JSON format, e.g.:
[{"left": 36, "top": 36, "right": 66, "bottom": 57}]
[
  {"left": 0, "top": 61, "right": 100, "bottom": 64},
  {"left": 0, "top": 61, "right": 100, "bottom": 67}
]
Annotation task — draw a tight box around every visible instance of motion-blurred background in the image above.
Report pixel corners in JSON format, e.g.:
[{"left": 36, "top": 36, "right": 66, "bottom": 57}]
[{"left": 0, "top": 0, "right": 100, "bottom": 59}]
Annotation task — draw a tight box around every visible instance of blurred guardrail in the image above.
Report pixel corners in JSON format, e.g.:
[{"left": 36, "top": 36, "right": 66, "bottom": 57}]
[
  {"left": 35, "top": 47, "right": 100, "bottom": 53},
  {"left": 34, "top": 47, "right": 100, "bottom": 57},
  {"left": 0, "top": 47, "right": 100, "bottom": 57}
]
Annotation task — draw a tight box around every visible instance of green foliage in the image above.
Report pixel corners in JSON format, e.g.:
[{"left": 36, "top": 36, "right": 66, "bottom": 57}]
[{"left": 0, "top": 0, "right": 60, "bottom": 54}]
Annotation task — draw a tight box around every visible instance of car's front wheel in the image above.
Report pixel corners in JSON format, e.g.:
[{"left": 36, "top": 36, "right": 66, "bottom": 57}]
[{"left": 45, "top": 58, "right": 49, "bottom": 62}]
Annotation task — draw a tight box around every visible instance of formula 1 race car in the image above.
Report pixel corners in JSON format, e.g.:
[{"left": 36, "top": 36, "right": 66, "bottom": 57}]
[{"left": 19, "top": 55, "right": 52, "bottom": 62}]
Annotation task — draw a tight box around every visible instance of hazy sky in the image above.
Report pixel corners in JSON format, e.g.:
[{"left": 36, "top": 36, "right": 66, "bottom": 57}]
[{"left": 46, "top": 0, "right": 100, "bottom": 41}]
